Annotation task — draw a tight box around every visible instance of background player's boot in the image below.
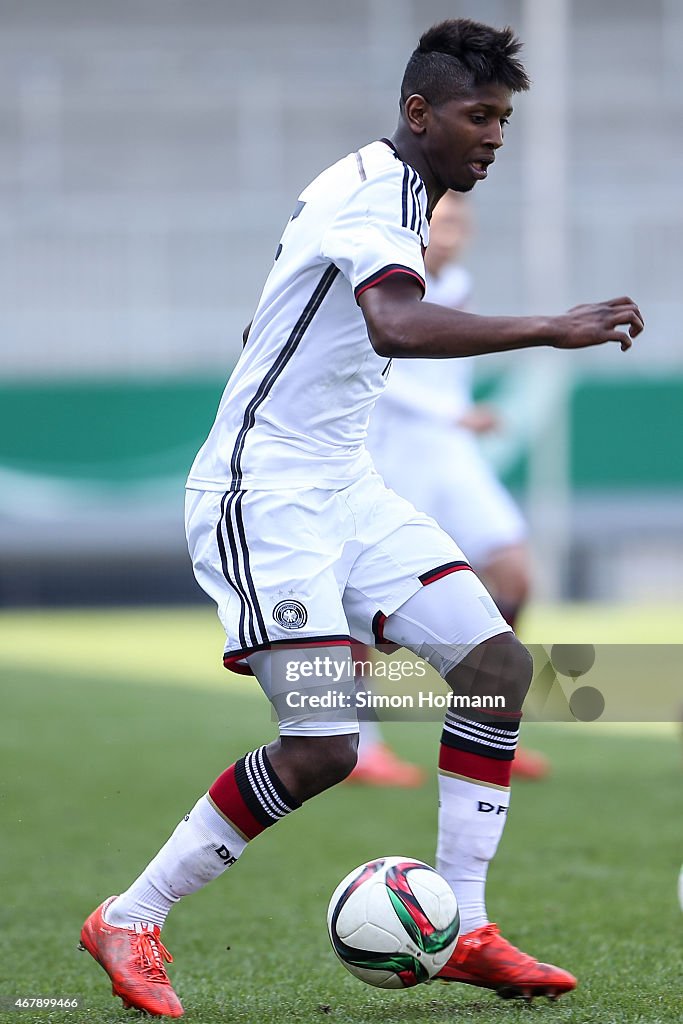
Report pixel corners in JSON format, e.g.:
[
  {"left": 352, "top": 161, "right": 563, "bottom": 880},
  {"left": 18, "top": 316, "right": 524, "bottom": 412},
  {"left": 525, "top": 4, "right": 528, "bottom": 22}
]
[
  {"left": 511, "top": 746, "right": 550, "bottom": 780},
  {"left": 79, "top": 896, "right": 184, "bottom": 1018},
  {"left": 346, "top": 743, "right": 426, "bottom": 787},
  {"left": 436, "top": 923, "right": 576, "bottom": 1000}
]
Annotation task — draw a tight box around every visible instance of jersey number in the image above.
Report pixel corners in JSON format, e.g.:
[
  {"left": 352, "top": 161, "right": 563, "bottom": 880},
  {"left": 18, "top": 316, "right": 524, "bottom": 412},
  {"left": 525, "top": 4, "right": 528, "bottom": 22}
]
[{"left": 274, "top": 201, "right": 307, "bottom": 261}]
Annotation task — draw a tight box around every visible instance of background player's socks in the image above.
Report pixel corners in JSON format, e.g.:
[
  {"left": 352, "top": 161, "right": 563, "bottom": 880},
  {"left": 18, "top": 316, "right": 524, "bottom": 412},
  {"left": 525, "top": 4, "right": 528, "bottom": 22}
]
[
  {"left": 436, "top": 712, "right": 518, "bottom": 935},
  {"left": 357, "top": 715, "right": 382, "bottom": 755},
  {"left": 105, "top": 746, "right": 299, "bottom": 929}
]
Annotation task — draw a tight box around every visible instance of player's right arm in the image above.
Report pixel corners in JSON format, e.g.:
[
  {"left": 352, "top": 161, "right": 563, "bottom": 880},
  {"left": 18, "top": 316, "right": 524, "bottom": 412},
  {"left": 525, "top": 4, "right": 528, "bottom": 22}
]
[{"left": 358, "top": 275, "right": 644, "bottom": 358}]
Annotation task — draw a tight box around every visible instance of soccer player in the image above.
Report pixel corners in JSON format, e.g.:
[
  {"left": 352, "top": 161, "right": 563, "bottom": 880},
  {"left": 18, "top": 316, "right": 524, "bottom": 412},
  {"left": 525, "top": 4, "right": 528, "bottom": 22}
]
[
  {"left": 362, "top": 190, "right": 549, "bottom": 781},
  {"left": 80, "top": 19, "right": 643, "bottom": 1017}
]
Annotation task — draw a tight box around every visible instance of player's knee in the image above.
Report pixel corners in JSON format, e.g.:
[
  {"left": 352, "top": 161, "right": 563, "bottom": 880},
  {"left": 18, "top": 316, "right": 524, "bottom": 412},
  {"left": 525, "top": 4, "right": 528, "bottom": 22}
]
[
  {"left": 446, "top": 633, "right": 533, "bottom": 715},
  {"left": 496, "top": 634, "right": 533, "bottom": 709},
  {"left": 317, "top": 733, "right": 359, "bottom": 786},
  {"left": 277, "top": 733, "right": 358, "bottom": 798}
]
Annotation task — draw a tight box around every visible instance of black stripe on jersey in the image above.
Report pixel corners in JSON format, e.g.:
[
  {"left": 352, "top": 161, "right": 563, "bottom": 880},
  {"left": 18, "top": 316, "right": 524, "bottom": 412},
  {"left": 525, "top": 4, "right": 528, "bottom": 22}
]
[
  {"left": 229, "top": 264, "right": 340, "bottom": 489},
  {"left": 412, "top": 177, "right": 425, "bottom": 238},
  {"left": 409, "top": 168, "right": 419, "bottom": 231},
  {"left": 354, "top": 264, "right": 425, "bottom": 301},
  {"left": 379, "top": 138, "right": 427, "bottom": 236},
  {"left": 355, "top": 151, "right": 367, "bottom": 181},
  {"left": 401, "top": 165, "right": 410, "bottom": 227},
  {"left": 380, "top": 137, "right": 399, "bottom": 157}
]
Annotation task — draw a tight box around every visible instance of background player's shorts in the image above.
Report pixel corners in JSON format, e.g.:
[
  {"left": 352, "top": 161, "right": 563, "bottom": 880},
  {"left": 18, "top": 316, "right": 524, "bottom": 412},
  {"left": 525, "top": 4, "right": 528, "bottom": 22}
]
[
  {"left": 367, "top": 417, "right": 527, "bottom": 567},
  {"left": 186, "top": 470, "right": 509, "bottom": 681}
]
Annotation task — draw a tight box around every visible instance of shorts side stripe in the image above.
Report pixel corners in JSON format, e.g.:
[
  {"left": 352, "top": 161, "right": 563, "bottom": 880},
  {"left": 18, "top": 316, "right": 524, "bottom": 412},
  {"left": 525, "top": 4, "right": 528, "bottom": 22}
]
[
  {"left": 225, "top": 490, "right": 259, "bottom": 647},
  {"left": 233, "top": 491, "right": 268, "bottom": 643},
  {"left": 216, "top": 491, "right": 251, "bottom": 648}
]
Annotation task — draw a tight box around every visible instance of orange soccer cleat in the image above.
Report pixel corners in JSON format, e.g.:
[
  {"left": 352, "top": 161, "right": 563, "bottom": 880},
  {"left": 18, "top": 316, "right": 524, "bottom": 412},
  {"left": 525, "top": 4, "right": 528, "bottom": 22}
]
[
  {"left": 346, "top": 743, "right": 427, "bottom": 788},
  {"left": 79, "top": 896, "right": 184, "bottom": 1018},
  {"left": 436, "top": 923, "right": 576, "bottom": 1001},
  {"left": 511, "top": 746, "right": 551, "bottom": 780}
]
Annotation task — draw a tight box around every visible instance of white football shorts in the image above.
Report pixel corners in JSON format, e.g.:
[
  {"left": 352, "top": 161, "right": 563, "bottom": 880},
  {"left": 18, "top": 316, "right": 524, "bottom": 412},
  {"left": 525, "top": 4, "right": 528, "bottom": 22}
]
[{"left": 185, "top": 470, "right": 510, "bottom": 733}]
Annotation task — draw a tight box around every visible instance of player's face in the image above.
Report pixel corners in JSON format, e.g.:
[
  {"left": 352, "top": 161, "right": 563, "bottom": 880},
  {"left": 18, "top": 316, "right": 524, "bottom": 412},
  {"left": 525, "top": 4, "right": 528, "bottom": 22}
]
[{"left": 426, "top": 84, "right": 513, "bottom": 193}]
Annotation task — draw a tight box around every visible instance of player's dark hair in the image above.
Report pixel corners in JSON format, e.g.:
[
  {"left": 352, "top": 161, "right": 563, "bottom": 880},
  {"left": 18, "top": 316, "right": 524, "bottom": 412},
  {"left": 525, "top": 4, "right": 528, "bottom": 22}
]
[{"left": 400, "top": 19, "right": 530, "bottom": 108}]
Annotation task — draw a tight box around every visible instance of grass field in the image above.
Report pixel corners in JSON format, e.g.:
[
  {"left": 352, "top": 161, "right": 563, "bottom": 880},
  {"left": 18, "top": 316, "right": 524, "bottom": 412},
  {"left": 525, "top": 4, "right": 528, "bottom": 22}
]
[{"left": 1, "top": 605, "right": 682, "bottom": 1024}]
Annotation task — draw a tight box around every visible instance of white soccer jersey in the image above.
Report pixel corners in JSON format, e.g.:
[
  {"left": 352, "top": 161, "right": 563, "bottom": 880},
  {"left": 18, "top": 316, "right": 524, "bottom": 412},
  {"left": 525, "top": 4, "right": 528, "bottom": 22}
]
[{"left": 187, "top": 139, "right": 429, "bottom": 492}]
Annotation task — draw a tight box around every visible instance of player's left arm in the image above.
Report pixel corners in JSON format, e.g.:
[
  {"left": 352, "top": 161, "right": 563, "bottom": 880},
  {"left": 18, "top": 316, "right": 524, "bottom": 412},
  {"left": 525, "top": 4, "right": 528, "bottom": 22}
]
[{"left": 358, "top": 275, "right": 644, "bottom": 358}]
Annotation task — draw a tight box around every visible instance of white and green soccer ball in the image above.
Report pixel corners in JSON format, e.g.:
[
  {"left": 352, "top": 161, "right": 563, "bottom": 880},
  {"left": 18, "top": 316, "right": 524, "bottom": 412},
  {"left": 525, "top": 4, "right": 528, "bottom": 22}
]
[{"left": 327, "top": 856, "right": 460, "bottom": 989}]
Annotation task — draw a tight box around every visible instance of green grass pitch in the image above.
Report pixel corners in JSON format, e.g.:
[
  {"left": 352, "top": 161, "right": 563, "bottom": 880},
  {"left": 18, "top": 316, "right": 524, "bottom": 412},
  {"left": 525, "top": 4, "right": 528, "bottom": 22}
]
[{"left": 1, "top": 605, "right": 682, "bottom": 1023}]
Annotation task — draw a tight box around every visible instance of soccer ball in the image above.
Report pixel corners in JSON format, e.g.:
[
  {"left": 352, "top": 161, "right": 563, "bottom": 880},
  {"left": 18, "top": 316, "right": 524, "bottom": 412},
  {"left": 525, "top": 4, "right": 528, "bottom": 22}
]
[{"left": 327, "top": 856, "right": 460, "bottom": 989}]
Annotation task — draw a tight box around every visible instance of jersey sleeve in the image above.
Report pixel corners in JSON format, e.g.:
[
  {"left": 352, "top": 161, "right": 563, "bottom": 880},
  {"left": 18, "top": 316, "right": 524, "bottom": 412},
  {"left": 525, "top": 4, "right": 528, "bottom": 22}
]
[{"left": 320, "top": 172, "right": 426, "bottom": 303}]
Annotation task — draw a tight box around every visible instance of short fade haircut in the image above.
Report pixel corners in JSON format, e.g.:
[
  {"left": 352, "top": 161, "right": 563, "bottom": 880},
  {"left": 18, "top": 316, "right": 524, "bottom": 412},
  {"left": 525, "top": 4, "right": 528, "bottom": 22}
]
[{"left": 400, "top": 19, "right": 530, "bottom": 108}]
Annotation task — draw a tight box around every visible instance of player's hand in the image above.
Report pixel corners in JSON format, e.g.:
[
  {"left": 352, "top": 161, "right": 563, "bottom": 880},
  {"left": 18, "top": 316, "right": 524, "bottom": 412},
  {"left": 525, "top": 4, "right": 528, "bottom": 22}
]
[{"left": 551, "top": 297, "right": 644, "bottom": 352}]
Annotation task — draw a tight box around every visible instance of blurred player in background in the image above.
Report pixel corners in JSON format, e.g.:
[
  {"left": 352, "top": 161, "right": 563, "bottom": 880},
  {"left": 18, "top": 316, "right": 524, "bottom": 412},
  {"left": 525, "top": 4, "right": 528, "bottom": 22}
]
[
  {"left": 352, "top": 191, "right": 548, "bottom": 784},
  {"left": 80, "top": 18, "right": 643, "bottom": 1017}
]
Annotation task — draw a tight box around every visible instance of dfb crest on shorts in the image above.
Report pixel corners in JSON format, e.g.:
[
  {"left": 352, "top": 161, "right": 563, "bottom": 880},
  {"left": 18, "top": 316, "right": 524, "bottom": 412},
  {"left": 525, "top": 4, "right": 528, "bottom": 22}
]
[{"left": 273, "top": 599, "right": 308, "bottom": 630}]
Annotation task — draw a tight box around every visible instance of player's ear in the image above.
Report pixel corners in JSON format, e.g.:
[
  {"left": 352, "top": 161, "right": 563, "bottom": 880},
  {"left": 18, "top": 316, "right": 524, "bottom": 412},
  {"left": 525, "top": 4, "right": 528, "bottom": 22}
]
[{"left": 402, "top": 94, "right": 429, "bottom": 135}]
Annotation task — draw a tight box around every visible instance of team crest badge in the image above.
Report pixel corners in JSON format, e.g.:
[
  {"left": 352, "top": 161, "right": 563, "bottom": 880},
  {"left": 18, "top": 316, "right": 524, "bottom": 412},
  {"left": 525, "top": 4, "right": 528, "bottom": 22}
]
[{"left": 273, "top": 599, "right": 308, "bottom": 630}]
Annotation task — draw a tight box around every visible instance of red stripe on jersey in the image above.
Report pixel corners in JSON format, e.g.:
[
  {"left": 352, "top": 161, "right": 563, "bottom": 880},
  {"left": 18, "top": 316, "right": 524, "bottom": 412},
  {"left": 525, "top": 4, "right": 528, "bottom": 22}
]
[
  {"left": 439, "top": 745, "right": 512, "bottom": 788},
  {"left": 419, "top": 561, "right": 473, "bottom": 586},
  {"left": 209, "top": 763, "right": 267, "bottom": 840},
  {"left": 354, "top": 266, "right": 425, "bottom": 301}
]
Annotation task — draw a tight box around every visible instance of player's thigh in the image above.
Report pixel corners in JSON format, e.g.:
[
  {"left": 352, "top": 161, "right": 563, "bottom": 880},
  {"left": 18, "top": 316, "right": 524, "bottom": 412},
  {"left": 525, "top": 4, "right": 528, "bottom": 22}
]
[
  {"left": 382, "top": 570, "right": 511, "bottom": 680},
  {"left": 247, "top": 647, "right": 359, "bottom": 738},
  {"left": 343, "top": 484, "right": 509, "bottom": 663}
]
